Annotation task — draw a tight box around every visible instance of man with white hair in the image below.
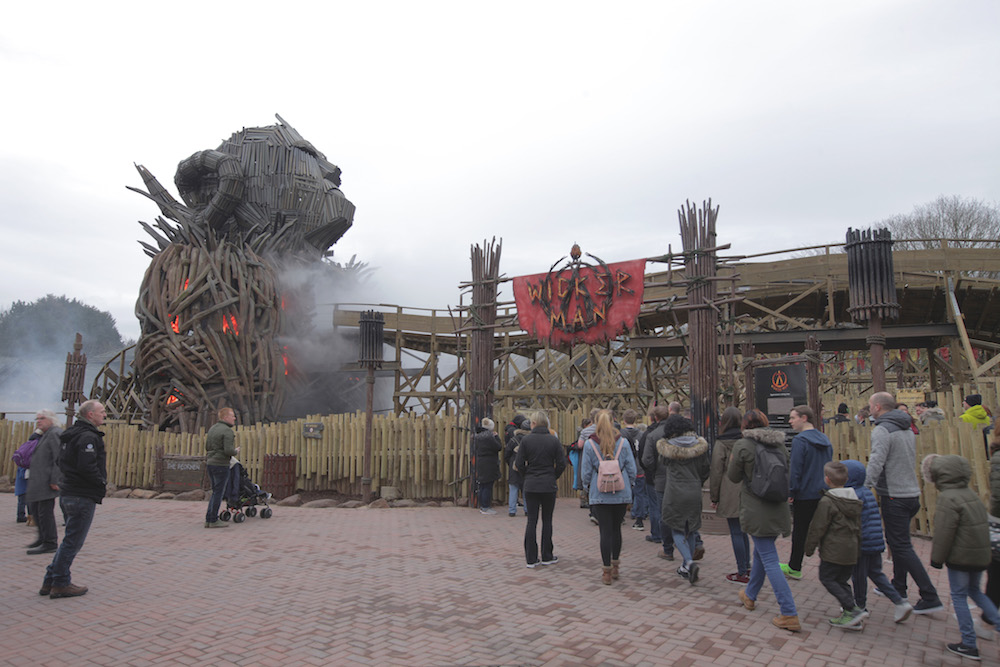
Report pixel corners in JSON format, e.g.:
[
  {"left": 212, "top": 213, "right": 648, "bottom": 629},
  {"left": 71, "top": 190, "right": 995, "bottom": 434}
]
[
  {"left": 25, "top": 410, "right": 63, "bottom": 555},
  {"left": 865, "top": 391, "right": 943, "bottom": 614},
  {"left": 41, "top": 400, "right": 107, "bottom": 599},
  {"left": 474, "top": 417, "right": 503, "bottom": 515}
]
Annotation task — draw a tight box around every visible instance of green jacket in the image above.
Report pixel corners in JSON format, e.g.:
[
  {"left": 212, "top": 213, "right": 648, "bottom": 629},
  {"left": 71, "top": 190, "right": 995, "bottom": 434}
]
[
  {"left": 961, "top": 404, "right": 991, "bottom": 426},
  {"left": 804, "top": 488, "right": 862, "bottom": 566},
  {"left": 205, "top": 421, "right": 237, "bottom": 466},
  {"left": 927, "top": 454, "right": 991, "bottom": 571},
  {"left": 726, "top": 428, "right": 791, "bottom": 538}
]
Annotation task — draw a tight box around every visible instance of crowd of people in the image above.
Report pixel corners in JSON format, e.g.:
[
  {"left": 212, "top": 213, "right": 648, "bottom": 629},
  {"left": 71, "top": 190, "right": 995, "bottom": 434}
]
[{"left": 472, "top": 390, "right": 1000, "bottom": 660}]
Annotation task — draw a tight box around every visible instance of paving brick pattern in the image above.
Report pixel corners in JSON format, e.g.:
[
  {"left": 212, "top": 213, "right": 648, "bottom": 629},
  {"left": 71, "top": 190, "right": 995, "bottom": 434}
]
[{"left": 1, "top": 495, "right": 990, "bottom": 666}]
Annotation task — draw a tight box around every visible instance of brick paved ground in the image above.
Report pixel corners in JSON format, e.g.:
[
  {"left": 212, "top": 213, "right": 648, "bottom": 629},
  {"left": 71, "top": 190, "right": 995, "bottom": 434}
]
[{"left": 1, "top": 494, "right": 992, "bottom": 666}]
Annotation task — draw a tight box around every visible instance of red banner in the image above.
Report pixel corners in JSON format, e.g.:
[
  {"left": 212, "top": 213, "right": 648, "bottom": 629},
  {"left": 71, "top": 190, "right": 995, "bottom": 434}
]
[{"left": 513, "top": 259, "right": 645, "bottom": 347}]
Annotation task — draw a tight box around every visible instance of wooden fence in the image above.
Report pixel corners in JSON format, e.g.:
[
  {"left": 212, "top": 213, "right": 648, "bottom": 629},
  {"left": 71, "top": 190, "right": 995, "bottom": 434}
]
[{"left": 1, "top": 397, "right": 994, "bottom": 526}]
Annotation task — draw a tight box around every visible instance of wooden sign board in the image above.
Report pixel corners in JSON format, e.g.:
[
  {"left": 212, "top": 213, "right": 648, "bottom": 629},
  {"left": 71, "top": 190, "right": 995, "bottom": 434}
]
[
  {"left": 896, "top": 389, "right": 925, "bottom": 408},
  {"left": 162, "top": 455, "right": 208, "bottom": 492}
]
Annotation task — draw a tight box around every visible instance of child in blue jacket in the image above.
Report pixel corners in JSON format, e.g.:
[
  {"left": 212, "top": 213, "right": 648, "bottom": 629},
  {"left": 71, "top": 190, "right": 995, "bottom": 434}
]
[{"left": 843, "top": 459, "right": 913, "bottom": 623}]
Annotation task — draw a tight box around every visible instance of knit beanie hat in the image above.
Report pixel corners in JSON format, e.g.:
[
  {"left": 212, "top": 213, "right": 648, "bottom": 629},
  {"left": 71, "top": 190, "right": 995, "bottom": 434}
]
[{"left": 965, "top": 394, "right": 983, "bottom": 406}]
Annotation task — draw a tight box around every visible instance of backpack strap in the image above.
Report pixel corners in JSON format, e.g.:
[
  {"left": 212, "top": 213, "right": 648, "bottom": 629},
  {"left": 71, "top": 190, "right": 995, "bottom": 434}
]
[{"left": 589, "top": 440, "right": 602, "bottom": 461}]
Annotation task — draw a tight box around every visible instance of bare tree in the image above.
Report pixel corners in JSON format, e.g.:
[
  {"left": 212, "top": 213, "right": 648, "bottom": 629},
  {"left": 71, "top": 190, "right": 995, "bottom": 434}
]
[{"left": 878, "top": 195, "right": 1000, "bottom": 250}]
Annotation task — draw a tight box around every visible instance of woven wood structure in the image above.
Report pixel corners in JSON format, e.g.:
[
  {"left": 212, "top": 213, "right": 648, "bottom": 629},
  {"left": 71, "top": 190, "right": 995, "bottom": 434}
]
[{"left": 130, "top": 115, "right": 355, "bottom": 430}]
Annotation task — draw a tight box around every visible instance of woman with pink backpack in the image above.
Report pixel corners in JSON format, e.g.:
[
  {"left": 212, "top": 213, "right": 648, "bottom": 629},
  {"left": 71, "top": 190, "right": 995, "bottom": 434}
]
[{"left": 581, "top": 410, "right": 637, "bottom": 585}]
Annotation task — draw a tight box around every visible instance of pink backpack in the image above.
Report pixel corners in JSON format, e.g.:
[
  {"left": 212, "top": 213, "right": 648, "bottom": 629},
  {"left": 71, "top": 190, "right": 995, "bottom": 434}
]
[{"left": 590, "top": 440, "right": 625, "bottom": 493}]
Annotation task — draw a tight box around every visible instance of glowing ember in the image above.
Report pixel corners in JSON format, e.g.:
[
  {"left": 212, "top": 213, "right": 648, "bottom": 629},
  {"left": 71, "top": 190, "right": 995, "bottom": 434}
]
[
  {"left": 168, "top": 315, "right": 180, "bottom": 333},
  {"left": 182, "top": 278, "right": 189, "bottom": 290},
  {"left": 222, "top": 315, "right": 240, "bottom": 335},
  {"left": 166, "top": 395, "right": 179, "bottom": 405}
]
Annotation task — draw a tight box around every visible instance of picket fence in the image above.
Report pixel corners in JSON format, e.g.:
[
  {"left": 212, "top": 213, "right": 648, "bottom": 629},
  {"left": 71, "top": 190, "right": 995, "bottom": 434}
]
[{"left": 0, "top": 402, "right": 994, "bottom": 535}]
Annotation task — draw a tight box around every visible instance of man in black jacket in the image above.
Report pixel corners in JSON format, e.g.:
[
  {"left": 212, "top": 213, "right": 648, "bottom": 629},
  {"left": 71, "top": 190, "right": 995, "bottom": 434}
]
[{"left": 41, "top": 400, "right": 107, "bottom": 599}]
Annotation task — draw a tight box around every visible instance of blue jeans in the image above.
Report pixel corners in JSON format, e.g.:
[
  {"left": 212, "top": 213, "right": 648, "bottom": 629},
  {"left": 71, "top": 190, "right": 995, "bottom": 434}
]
[
  {"left": 880, "top": 495, "right": 941, "bottom": 604},
  {"left": 44, "top": 495, "right": 96, "bottom": 587},
  {"left": 727, "top": 517, "right": 751, "bottom": 574},
  {"left": 672, "top": 529, "right": 696, "bottom": 567},
  {"left": 949, "top": 567, "right": 1000, "bottom": 649},
  {"left": 568, "top": 450, "right": 581, "bottom": 490},
  {"left": 206, "top": 465, "right": 230, "bottom": 523},
  {"left": 630, "top": 477, "right": 648, "bottom": 519},
  {"left": 746, "top": 535, "right": 797, "bottom": 616},
  {"left": 507, "top": 483, "right": 521, "bottom": 515},
  {"left": 524, "top": 491, "right": 557, "bottom": 564}
]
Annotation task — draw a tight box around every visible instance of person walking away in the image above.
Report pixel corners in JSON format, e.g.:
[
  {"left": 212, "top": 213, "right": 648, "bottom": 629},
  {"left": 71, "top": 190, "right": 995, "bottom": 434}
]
[
  {"left": 781, "top": 405, "right": 832, "bottom": 580},
  {"left": 504, "top": 416, "right": 529, "bottom": 517},
  {"left": 581, "top": 410, "right": 636, "bottom": 584},
  {"left": 205, "top": 407, "right": 239, "bottom": 528},
  {"left": 641, "top": 404, "right": 675, "bottom": 560},
  {"left": 865, "top": 391, "right": 944, "bottom": 614},
  {"left": 803, "top": 462, "right": 866, "bottom": 629},
  {"left": 514, "top": 411, "right": 566, "bottom": 568},
  {"left": 620, "top": 409, "right": 646, "bottom": 530},
  {"left": 474, "top": 418, "right": 503, "bottom": 515},
  {"left": 657, "top": 414, "right": 710, "bottom": 584},
  {"left": 25, "top": 410, "right": 63, "bottom": 554},
  {"left": 727, "top": 409, "right": 800, "bottom": 632},
  {"left": 842, "top": 459, "right": 913, "bottom": 623},
  {"left": 924, "top": 454, "right": 1000, "bottom": 660},
  {"left": 41, "top": 400, "right": 107, "bottom": 599},
  {"left": 711, "top": 406, "right": 751, "bottom": 584}
]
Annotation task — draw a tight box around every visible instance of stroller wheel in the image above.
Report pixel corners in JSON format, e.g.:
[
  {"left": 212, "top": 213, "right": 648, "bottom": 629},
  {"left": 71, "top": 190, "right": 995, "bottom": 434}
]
[
  {"left": 219, "top": 510, "right": 232, "bottom": 522},
  {"left": 246, "top": 506, "right": 258, "bottom": 518},
  {"left": 261, "top": 508, "right": 273, "bottom": 519},
  {"left": 233, "top": 512, "right": 246, "bottom": 524}
]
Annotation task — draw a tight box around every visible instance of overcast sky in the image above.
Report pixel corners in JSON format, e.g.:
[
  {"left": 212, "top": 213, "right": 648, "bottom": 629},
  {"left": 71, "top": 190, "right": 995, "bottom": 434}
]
[{"left": 2, "top": 1, "right": 997, "bottom": 343}]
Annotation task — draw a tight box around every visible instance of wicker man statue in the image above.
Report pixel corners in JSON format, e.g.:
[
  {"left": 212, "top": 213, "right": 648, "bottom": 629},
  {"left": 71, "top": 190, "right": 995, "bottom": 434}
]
[{"left": 132, "top": 114, "right": 356, "bottom": 430}]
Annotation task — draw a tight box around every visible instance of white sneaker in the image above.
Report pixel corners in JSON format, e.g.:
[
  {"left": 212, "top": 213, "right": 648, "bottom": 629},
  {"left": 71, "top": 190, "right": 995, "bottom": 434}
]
[
  {"left": 480, "top": 508, "right": 497, "bottom": 515},
  {"left": 894, "top": 601, "right": 913, "bottom": 623}
]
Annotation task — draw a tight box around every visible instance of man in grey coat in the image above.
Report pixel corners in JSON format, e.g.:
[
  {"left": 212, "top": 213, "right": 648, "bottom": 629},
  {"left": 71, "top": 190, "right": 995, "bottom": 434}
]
[
  {"left": 26, "top": 409, "right": 63, "bottom": 554},
  {"left": 865, "top": 391, "right": 943, "bottom": 614}
]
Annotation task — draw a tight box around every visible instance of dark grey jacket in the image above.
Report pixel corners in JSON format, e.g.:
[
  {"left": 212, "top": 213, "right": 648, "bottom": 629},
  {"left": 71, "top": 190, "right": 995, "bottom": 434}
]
[{"left": 26, "top": 426, "right": 63, "bottom": 503}]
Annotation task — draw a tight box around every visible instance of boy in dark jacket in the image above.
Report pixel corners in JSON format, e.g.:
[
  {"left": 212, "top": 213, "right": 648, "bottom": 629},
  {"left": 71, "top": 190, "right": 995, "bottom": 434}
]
[
  {"left": 804, "top": 461, "right": 867, "bottom": 629},
  {"left": 843, "top": 460, "right": 913, "bottom": 623},
  {"left": 924, "top": 454, "right": 1000, "bottom": 660}
]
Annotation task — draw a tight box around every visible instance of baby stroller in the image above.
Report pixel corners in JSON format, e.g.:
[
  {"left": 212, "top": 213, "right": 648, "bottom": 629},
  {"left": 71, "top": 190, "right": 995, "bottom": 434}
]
[{"left": 219, "top": 462, "right": 273, "bottom": 523}]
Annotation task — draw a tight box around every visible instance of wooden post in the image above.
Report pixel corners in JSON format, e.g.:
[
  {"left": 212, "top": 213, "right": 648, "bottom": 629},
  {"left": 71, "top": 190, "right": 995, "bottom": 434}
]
[
  {"left": 679, "top": 200, "right": 720, "bottom": 441},
  {"left": 468, "top": 239, "right": 501, "bottom": 506},
  {"left": 845, "top": 227, "right": 899, "bottom": 394},
  {"left": 358, "top": 310, "right": 384, "bottom": 503},
  {"left": 62, "top": 333, "right": 87, "bottom": 427}
]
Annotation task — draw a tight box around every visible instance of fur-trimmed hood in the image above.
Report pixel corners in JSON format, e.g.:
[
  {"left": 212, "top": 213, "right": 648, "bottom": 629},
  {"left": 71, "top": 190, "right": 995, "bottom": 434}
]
[
  {"left": 741, "top": 427, "right": 786, "bottom": 447},
  {"left": 656, "top": 432, "right": 709, "bottom": 460},
  {"left": 922, "top": 453, "right": 972, "bottom": 490}
]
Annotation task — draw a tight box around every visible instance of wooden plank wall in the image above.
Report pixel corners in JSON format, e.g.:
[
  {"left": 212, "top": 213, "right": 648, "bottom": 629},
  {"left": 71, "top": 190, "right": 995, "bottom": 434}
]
[{"left": 1, "top": 386, "right": 995, "bottom": 519}]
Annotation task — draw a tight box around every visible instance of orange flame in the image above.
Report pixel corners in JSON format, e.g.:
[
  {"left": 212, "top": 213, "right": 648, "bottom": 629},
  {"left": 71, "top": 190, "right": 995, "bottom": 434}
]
[
  {"left": 222, "top": 315, "right": 240, "bottom": 335},
  {"left": 282, "top": 354, "right": 289, "bottom": 376},
  {"left": 167, "top": 315, "right": 180, "bottom": 333},
  {"left": 182, "top": 279, "right": 189, "bottom": 290},
  {"left": 166, "top": 395, "right": 179, "bottom": 405}
]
